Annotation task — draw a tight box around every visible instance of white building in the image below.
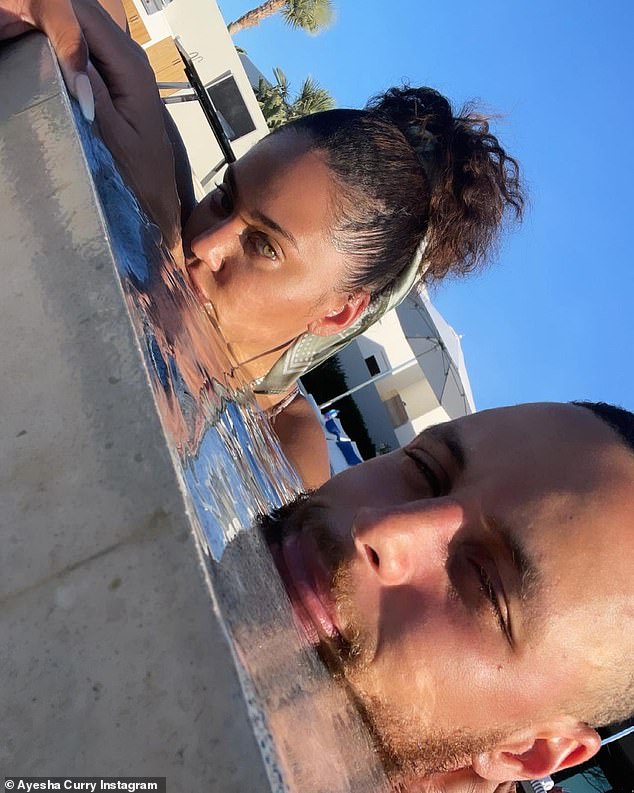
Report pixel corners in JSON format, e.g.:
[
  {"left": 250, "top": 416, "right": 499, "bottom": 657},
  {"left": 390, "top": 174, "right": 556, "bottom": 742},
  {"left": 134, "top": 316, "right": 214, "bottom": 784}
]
[
  {"left": 330, "top": 289, "right": 475, "bottom": 454},
  {"left": 122, "top": 0, "right": 269, "bottom": 197}
]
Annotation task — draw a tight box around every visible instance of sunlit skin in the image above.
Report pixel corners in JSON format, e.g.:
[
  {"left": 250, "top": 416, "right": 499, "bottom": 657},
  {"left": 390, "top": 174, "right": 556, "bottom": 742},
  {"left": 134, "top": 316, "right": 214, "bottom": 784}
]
[
  {"left": 270, "top": 403, "right": 634, "bottom": 779},
  {"left": 182, "top": 131, "right": 369, "bottom": 375}
]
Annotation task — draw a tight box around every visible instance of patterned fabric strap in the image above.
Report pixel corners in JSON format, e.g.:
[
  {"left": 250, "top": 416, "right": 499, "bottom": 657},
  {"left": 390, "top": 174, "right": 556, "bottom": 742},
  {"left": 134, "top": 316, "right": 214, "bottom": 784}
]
[{"left": 253, "top": 237, "right": 428, "bottom": 394}]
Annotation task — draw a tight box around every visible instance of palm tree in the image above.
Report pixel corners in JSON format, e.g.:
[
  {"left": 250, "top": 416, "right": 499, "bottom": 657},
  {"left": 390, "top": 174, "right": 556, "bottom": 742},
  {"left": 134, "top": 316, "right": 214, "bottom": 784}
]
[
  {"left": 291, "top": 75, "right": 334, "bottom": 116},
  {"left": 227, "top": 0, "right": 334, "bottom": 36},
  {"left": 255, "top": 67, "right": 335, "bottom": 130}
]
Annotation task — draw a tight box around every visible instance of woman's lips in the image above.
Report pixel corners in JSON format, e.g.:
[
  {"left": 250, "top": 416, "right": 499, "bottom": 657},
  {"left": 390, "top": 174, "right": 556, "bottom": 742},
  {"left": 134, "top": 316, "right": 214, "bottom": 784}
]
[{"left": 278, "top": 532, "right": 340, "bottom": 644}]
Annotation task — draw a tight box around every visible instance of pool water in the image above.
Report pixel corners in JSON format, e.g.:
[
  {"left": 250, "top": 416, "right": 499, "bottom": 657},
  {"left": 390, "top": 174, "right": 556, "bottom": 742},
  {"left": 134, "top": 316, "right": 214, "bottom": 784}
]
[{"left": 78, "top": 109, "right": 389, "bottom": 792}]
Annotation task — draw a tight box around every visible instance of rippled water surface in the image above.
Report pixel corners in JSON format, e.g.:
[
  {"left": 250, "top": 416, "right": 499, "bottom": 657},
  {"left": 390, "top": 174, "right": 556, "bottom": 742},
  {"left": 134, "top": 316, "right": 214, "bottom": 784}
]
[{"left": 78, "top": 110, "right": 389, "bottom": 792}]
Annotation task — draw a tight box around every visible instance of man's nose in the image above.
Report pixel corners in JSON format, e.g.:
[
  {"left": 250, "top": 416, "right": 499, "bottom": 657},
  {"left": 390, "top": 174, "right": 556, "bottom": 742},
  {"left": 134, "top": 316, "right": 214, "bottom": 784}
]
[
  {"left": 189, "top": 219, "right": 239, "bottom": 271},
  {"left": 352, "top": 499, "right": 464, "bottom": 587}
]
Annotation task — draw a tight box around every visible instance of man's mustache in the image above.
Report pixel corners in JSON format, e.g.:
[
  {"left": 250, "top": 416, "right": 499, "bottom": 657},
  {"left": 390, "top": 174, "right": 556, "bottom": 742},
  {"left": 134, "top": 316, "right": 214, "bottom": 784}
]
[
  {"left": 256, "top": 492, "right": 314, "bottom": 545},
  {"left": 257, "top": 494, "right": 373, "bottom": 676}
]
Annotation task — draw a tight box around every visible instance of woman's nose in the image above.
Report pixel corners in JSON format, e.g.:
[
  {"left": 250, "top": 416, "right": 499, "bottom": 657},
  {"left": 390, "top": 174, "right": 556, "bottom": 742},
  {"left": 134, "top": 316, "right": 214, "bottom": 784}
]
[
  {"left": 352, "top": 499, "right": 464, "bottom": 587},
  {"left": 189, "top": 219, "right": 238, "bottom": 271}
]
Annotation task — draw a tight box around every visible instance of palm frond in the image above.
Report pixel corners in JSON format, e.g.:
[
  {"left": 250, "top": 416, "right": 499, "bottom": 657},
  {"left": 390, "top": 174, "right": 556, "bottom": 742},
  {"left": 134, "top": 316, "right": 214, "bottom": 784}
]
[
  {"left": 282, "top": 0, "right": 334, "bottom": 33},
  {"left": 293, "top": 76, "right": 335, "bottom": 114}
]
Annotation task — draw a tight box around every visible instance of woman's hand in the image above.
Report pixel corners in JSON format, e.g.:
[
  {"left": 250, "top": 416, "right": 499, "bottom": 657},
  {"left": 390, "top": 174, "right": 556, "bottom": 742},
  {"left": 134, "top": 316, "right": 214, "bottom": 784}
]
[
  {"left": 0, "top": 0, "right": 182, "bottom": 252},
  {"left": 73, "top": 0, "right": 182, "bottom": 251},
  {"left": 0, "top": 0, "right": 94, "bottom": 118}
]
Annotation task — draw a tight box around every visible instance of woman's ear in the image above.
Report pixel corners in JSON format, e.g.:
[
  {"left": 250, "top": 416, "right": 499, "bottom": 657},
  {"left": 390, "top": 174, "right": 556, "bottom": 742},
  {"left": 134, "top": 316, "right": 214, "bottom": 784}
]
[
  {"left": 471, "top": 721, "right": 601, "bottom": 782},
  {"left": 308, "top": 291, "right": 371, "bottom": 337}
]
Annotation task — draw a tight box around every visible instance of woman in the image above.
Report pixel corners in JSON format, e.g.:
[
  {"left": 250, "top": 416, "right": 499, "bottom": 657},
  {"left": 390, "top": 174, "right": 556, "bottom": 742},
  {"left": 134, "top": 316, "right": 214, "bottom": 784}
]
[{"left": 0, "top": 0, "right": 524, "bottom": 487}]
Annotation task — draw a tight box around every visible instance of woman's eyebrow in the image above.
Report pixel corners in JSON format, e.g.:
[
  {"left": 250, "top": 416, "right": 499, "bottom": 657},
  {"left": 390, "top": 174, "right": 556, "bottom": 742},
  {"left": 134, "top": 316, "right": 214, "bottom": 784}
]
[
  {"left": 252, "top": 209, "right": 299, "bottom": 250},
  {"left": 225, "top": 164, "right": 299, "bottom": 251}
]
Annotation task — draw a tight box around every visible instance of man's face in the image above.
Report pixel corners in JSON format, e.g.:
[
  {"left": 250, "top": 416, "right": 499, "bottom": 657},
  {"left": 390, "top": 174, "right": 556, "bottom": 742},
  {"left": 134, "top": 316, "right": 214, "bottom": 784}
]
[{"left": 265, "top": 403, "right": 634, "bottom": 775}]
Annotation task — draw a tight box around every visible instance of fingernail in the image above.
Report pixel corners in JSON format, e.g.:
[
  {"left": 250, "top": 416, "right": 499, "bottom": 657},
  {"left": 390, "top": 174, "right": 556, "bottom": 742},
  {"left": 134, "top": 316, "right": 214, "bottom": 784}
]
[{"left": 74, "top": 73, "right": 95, "bottom": 123}]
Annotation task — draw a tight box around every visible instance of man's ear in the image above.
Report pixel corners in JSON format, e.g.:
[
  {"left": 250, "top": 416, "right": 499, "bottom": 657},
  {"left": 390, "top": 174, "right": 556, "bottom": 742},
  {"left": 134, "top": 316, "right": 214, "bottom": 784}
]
[
  {"left": 471, "top": 722, "right": 601, "bottom": 782},
  {"left": 307, "top": 291, "right": 371, "bottom": 337}
]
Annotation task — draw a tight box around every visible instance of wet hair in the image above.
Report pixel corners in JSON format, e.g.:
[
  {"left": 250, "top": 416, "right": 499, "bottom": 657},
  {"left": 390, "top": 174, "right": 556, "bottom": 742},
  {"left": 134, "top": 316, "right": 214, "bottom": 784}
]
[{"left": 276, "top": 86, "right": 524, "bottom": 294}]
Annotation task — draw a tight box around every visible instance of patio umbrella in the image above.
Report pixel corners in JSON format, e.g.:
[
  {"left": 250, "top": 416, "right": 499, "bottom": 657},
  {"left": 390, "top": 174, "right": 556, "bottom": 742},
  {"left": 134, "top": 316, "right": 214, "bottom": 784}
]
[{"left": 393, "top": 287, "right": 475, "bottom": 420}]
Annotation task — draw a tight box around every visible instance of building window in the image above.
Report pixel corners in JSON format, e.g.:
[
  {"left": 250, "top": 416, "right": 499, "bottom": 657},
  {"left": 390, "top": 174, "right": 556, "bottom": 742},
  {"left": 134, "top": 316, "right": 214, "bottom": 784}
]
[
  {"left": 138, "top": 0, "right": 173, "bottom": 13},
  {"left": 207, "top": 75, "right": 256, "bottom": 141},
  {"left": 384, "top": 395, "right": 408, "bottom": 428},
  {"left": 365, "top": 355, "right": 381, "bottom": 377}
]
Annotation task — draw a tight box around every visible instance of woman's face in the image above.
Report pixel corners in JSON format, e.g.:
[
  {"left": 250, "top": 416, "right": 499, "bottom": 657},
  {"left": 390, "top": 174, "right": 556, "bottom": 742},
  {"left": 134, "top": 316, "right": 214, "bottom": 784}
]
[{"left": 182, "top": 132, "right": 354, "bottom": 359}]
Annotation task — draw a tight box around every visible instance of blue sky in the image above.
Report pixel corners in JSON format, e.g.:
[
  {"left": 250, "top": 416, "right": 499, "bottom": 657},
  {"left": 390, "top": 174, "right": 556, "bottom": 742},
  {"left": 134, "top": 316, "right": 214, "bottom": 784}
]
[{"left": 219, "top": 0, "right": 633, "bottom": 411}]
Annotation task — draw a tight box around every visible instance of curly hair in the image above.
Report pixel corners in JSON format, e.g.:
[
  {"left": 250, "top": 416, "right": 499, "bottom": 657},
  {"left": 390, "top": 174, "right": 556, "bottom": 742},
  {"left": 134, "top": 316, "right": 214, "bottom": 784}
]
[{"left": 277, "top": 86, "right": 524, "bottom": 294}]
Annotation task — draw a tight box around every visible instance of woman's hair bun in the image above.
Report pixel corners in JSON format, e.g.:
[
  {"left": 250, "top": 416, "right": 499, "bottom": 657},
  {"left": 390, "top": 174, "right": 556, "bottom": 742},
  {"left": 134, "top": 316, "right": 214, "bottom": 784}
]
[
  {"left": 366, "top": 86, "right": 524, "bottom": 279},
  {"left": 366, "top": 86, "right": 453, "bottom": 164},
  {"left": 281, "top": 84, "right": 524, "bottom": 291}
]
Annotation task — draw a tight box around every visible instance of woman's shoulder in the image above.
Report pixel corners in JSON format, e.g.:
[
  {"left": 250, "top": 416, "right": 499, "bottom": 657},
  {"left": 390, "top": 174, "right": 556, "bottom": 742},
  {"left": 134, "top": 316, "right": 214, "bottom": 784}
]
[{"left": 270, "top": 394, "right": 331, "bottom": 490}]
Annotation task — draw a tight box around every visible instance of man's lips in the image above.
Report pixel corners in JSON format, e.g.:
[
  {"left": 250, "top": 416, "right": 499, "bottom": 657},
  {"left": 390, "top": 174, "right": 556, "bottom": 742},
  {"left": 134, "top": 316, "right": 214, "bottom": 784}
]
[{"left": 275, "top": 532, "right": 340, "bottom": 644}]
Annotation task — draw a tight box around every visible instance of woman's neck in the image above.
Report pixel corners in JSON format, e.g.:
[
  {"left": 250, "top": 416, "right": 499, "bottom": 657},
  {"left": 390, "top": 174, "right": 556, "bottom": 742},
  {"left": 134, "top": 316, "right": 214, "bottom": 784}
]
[{"left": 227, "top": 337, "right": 295, "bottom": 384}]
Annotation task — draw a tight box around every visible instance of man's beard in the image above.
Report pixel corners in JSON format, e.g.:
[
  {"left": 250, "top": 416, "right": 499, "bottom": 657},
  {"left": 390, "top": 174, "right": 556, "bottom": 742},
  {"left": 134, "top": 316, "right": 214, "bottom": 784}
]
[{"left": 258, "top": 495, "right": 503, "bottom": 782}]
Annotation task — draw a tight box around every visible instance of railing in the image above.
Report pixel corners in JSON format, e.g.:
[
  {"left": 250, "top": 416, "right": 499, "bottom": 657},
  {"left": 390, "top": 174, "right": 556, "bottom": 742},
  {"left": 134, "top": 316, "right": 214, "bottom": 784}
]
[{"left": 158, "top": 37, "right": 236, "bottom": 169}]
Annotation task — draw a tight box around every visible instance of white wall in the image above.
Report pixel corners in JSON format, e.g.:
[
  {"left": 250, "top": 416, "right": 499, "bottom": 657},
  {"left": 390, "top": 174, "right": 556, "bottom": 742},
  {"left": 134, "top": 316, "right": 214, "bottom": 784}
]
[
  {"left": 344, "top": 293, "right": 474, "bottom": 451},
  {"left": 129, "top": 0, "right": 171, "bottom": 39},
  {"left": 131, "top": 0, "right": 269, "bottom": 192},
  {"left": 164, "top": 0, "right": 269, "bottom": 183},
  {"left": 358, "top": 309, "right": 415, "bottom": 368}
]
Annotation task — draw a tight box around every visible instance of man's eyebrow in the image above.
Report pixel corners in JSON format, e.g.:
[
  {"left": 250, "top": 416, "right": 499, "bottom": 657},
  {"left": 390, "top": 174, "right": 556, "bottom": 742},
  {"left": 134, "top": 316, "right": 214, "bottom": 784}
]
[
  {"left": 423, "top": 423, "right": 466, "bottom": 474},
  {"left": 225, "top": 164, "right": 299, "bottom": 251},
  {"left": 423, "top": 423, "right": 538, "bottom": 598},
  {"left": 422, "top": 423, "right": 541, "bottom": 633},
  {"left": 488, "top": 515, "right": 540, "bottom": 604}
]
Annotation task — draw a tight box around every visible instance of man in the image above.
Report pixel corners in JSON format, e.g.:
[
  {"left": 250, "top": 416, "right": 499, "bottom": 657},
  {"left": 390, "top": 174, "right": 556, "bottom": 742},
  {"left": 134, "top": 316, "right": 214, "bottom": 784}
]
[{"left": 261, "top": 401, "right": 634, "bottom": 791}]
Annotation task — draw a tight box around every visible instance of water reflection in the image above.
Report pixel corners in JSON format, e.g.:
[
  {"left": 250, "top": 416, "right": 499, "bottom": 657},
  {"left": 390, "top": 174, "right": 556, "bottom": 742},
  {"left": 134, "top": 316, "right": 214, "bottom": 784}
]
[
  {"left": 79, "top": 110, "right": 298, "bottom": 554},
  {"left": 77, "top": 110, "right": 388, "bottom": 791}
]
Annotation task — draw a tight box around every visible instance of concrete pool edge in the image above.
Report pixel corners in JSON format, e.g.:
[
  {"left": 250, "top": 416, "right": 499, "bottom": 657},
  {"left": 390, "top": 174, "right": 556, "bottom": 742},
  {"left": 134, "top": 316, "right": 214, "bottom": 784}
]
[{"left": 0, "top": 32, "right": 271, "bottom": 790}]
